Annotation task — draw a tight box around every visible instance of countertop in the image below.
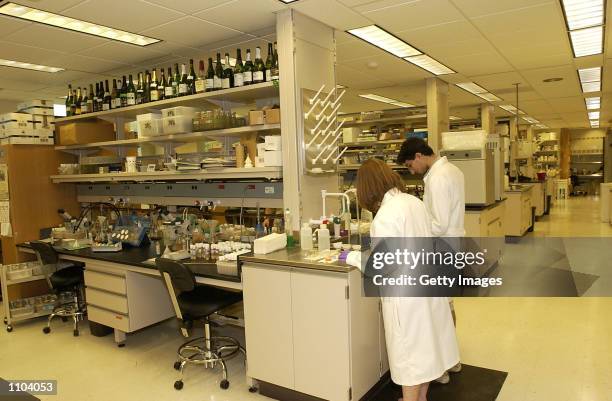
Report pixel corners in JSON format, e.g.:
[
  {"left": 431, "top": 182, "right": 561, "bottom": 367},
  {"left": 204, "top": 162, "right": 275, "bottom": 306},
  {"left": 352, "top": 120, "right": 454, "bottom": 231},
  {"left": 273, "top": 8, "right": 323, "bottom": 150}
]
[
  {"left": 240, "top": 247, "right": 355, "bottom": 274},
  {"left": 505, "top": 183, "right": 534, "bottom": 193},
  {"left": 465, "top": 199, "right": 506, "bottom": 212},
  {"left": 17, "top": 242, "right": 241, "bottom": 283}
]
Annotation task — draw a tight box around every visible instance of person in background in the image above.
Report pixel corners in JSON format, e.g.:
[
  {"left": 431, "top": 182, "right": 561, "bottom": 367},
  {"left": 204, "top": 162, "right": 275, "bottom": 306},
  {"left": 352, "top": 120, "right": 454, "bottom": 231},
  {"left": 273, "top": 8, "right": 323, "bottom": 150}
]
[
  {"left": 397, "top": 137, "right": 465, "bottom": 384},
  {"left": 352, "top": 158, "right": 460, "bottom": 401}
]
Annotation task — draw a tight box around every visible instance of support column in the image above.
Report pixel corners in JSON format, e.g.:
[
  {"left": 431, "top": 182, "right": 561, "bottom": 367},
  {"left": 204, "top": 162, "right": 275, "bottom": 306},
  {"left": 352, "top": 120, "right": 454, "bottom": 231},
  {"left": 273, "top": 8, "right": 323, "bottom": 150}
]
[
  {"left": 525, "top": 126, "right": 534, "bottom": 177},
  {"left": 481, "top": 104, "right": 495, "bottom": 135},
  {"left": 509, "top": 117, "right": 519, "bottom": 178},
  {"left": 560, "top": 128, "right": 571, "bottom": 179},
  {"left": 426, "top": 78, "right": 449, "bottom": 152},
  {"left": 277, "top": 10, "right": 339, "bottom": 230}
]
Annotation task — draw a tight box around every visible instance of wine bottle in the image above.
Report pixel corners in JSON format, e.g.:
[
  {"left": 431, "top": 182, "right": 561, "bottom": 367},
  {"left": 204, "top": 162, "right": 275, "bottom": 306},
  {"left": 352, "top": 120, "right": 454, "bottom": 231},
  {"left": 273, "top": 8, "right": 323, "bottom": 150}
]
[
  {"left": 81, "top": 88, "right": 89, "bottom": 114},
  {"left": 159, "top": 69, "right": 167, "bottom": 100},
  {"left": 243, "top": 48, "right": 254, "bottom": 85},
  {"left": 136, "top": 72, "right": 144, "bottom": 104},
  {"left": 65, "top": 85, "right": 73, "bottom": 116},
  {"left": 205, "top": 58, "right": 214, "bottom": 92},
  {"left": 265, "top": 43, "right": 273, "bottom": 82},
  {"left": 75, "top": 87, "right": 82, "bottom": 115},
  {"left": 178, "top": 63, "right": 189, "bottom": 96},
  {"left": 87, "top": 84, "right": 94, "bottom": 113},
  {"left": 126, "top": 74, "right": 136, "bottom": 106},
  {"left": 253, "top": 46, "right": 265, "bottom": 84},
  {"left": 223, "top": 53, "right": 233, "bottom": 89},
  {"left": 187, "top": 59, "right": 196, "bottom": 95},
  {"left": 150, "top": 69, "right": 160, "bottom": 102},
  {"left": 195, "top": 60, "right": 205, "bottom": 94},
  {"left": 271, "top": 41, "right": 279, "bottom": 81},
  {"left": 92, "top": 82, "right": 99, "bottom": 112},
  {"left": 214, "top": 53, "right": 223, "bottom": 90},
  {"left": 165, "top": 67, "right": 175, "bottom": 98},
  {"left": 173, "top": 64, "right": 180, "bottom": 96},
  {"left": 120, "top": 75, "right": 128, "bottom": 107},
  {"left": 70, "top": 89, "right": 77, "bottom": 116},
  {"left": 97, "top": 81, "right": 105, "bottom": 111},
  {"left": 111, "top": 79, "right": 119, "bottom": 109},
  {"left": 103, "top": 80, "right": 111, "bottom": 111},
  {"left": 234, "top": 49, "right": 244, "bottom": 87}
]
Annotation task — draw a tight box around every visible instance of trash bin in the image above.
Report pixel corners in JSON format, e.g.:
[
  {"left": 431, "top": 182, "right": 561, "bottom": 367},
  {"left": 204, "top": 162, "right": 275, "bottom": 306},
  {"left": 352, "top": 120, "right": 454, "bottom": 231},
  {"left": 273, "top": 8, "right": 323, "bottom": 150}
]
[{"left": 89, "top": 321, "right": 113, "bottom": 337}]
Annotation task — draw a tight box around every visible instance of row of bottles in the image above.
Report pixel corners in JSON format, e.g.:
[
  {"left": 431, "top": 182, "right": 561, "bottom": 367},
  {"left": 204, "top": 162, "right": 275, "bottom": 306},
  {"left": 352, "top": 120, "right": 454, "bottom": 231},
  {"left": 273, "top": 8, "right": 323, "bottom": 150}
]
[{"left": 65, "top": 43, "right": 279, "bottom": 117}]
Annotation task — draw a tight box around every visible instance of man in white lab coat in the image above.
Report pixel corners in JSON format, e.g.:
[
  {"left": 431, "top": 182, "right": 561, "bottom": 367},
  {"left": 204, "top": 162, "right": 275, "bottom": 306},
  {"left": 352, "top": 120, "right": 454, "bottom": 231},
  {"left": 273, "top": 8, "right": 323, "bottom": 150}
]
[{"left": 397, "top": 137, "right": 465, "bottom": 383}]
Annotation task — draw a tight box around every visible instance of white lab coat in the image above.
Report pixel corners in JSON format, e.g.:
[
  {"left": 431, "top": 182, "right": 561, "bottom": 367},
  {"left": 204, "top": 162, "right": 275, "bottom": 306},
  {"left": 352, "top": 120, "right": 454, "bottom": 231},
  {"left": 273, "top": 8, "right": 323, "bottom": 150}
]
[
  {"left": 372, "top": 189, "right": 460, "bottom": 386},
  {"left": 423, "top": 156, "right": 466, "bottom": 237}
]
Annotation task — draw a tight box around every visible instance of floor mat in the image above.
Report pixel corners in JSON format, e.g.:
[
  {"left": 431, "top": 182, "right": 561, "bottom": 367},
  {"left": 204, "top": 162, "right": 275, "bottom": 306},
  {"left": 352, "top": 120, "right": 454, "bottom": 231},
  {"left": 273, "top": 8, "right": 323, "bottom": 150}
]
[{"left": 370, "top": 365, "right": 507, "bottom": 401}]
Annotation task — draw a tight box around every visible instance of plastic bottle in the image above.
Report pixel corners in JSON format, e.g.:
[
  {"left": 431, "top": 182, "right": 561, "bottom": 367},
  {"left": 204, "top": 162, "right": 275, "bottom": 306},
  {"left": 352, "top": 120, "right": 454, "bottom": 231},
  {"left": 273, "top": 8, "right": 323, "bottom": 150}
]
[
  {"left": 317, "top": 223, "right": 330, "bottom": 252},
  {"left": 284, "top": 208, "right": 295, "bottom": 248},
  {"left": 300, "top": 223, "right": 313, "bottom": 251}
]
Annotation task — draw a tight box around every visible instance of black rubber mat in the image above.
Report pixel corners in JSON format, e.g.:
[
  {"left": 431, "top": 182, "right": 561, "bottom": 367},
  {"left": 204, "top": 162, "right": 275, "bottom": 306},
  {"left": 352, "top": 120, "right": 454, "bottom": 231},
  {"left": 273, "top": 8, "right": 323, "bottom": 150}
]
[{"left": 369, "top": 365, "right": 507, "bottom": 401}]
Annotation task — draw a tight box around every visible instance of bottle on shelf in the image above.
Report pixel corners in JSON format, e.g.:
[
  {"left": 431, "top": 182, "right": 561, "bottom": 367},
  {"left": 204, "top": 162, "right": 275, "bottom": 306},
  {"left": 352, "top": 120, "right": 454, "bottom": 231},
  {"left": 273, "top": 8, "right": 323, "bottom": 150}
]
[
  {"left": 92, "top": 82, "right": 99, "bottom": 112},
  {"left": 243, "top": 48, "right": 254, "bottom": 85},
  {"left": 143, "top": 71, "right": 151, "bottom": 103},
  {"left": 150, "top": 69, "right": 160, "bottom": 102},
  {"left": 222, "top": 53, "right": 233, "bottom": 89},
  {"left": 253, "top": 46, "right": 265, "bottom": 84},
  {"left": 70, "top": 89, "right": 77, "bottom": 116},
  {"left": 65, "top": 84, "right": 73, "bottom": 116},
  {"left": 271, "top": 41, "right": 279, "bottom": 81},
  {"left": 187, "top": 59, "right": 196, "bottom": 95},
  {"left": 159, "top": 68, "right": 167, "bottom": 101},
  {"left": 172, "top": 64, "right": 180, "bottom": 96},
  {"left": 81, "top": 87, "right": 89, "bottom": 114},
  {"left": 110, "top": 79, "right": 119, "bottom": 109},
  {"left": 120, "top": 75, "right": 128, "bottom": 107},
  {"left": 214, "top": 53, "right": 223, "bottom": 91},
  {"left": 74, "top": 87, "right": 82, "bottom": 115},
  {"left": 205, "top": 57, "right": 215, "bottom": 92},
  {"left": 103, "top": 80, "right": 111, "bottom": 111},
  {"left": 265, "top": 43, "right": 273, "bottom": 82},
  {"left": 165, "top": 67, "right": 175, "bottom": 99},
  {"left": 136, "top": 72, "right": 145, "bottom": 105},
  {"left": 178, "top": 63, "right": 189, "bottom": 96},
  {"left": 97, "top": 81, "right": 104, "bottom": 111},
  {"left": 195, "top": 60, "right": 205, "bottom": 94},
  {"left": 126, "top": 74, "right": 136, "bottom": 106},
  {"left": 234, "top": 49, "right": 244, "bottom": 87}
]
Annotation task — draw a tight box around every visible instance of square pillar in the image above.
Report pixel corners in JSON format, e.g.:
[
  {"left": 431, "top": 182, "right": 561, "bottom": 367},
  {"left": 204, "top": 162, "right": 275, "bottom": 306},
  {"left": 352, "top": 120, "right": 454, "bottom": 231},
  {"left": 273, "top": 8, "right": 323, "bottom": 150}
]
[{"left": 426, "top": 78, "right": 449, "bottom": 152}]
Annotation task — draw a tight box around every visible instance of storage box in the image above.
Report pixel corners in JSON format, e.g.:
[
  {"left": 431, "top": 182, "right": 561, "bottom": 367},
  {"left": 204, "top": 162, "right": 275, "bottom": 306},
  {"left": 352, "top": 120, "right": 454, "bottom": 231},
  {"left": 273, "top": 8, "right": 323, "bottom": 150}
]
[
  {"left": 32, "top": 114, "right": 55, "bottom": 129},
  {"left": 249, "top": 110, "right": 265, "bottom": 125},
  {"left": 17, "top": 99, "right": 54, "bottom": 111},
  {"left": 255, "top": 156, "right": 265, "bottom": 167},
  {"left": 21, "top": 106, "right": 54, "bottom": 116},
  {"left": 264, "top": 150, "right": 283, "bottom": 167},
  {"left": 264, "top": 108, "right": 280, "bottom": 124},
  {"left": 162, "top": 115, "right": 193, "bottom": 134},
  {"left": 342, "top": 127, "right": 361, "bottom": 143},
  {"left": 264, "top": 135, "right": 282, "bottom": 151},
  {"left": 136, "top": 112, "right": 162, "bottom": 122},
  {"left": 256, "top": 143, "right": 266, "bottom": 155},
  {"left": 0, "top": 136, "right": 54, "bottom": 145},
  {"left": 58, "top": 121, "right": 115, "bottom": 145},
  {"left": 161, "top": 106, "right": 198, "bottom": 119},
  {"left": 138, "top": 119, "right": 164, "bottom": 137}
]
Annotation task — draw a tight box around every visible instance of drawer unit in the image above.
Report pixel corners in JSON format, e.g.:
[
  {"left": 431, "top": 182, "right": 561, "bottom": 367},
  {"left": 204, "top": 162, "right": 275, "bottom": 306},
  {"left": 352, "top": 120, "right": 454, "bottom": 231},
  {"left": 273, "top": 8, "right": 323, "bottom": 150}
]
[
  {"left": 85, "top": 288, "right": 128, "bottom": 314},
  {"left": 84, "top": 270, "right": 126, "bottom": 295},
  {"left": 88, "top": 305, "right": 130, "bottom": 332}
]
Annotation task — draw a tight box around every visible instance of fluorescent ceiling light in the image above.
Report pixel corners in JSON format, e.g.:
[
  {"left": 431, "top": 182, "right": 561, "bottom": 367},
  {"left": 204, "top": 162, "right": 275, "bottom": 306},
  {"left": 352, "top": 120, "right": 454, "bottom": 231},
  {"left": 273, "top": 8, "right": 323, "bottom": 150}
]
[
  {"left": 449, "top": 116, "right": 462, "bottom": 121},
  {"left": 390, "top": 102, "right": 414, "bottom": 108},
  {"left": 588, "top": 111, "right": 600, "bottom": 119},
  {"left": 456, "top": 82, "right": 487, "bottom": 94},
  {"left": 569, "top": 25, "right": 603, "bottom": 57},
  {"left": 585, "top": 97, "right": 600, "bottom": 109},
  {"left": 476, "top": 92, "right": 502, "bottom": 102},
  {"left": 0, "top": 2, "right": 160, "bottom": 46},
  {"left": 581, "top": 81, "right": 601, "bottom": 92},
  {"left": 359, "top": 93, "right": 415, "bottom": 108},
  {"left": 578, "top": 66, "right": 602, "bottom": 92},
  {"left": 0, "top": 58, "right": 64, "bottom": 73},
  {"left": 561, "top": 0, "right": 604, "bottom": 30},
  {"left": 523, "top": 116, "right": 540, "bottom": 124},
  {"left": 404, "top": 54, "right": 455, "bottom": 75},
  {"left": 279, "top": 0, "right": 299, "bottom": 2},
  {"left": 535, "top": 124, "right": 549, "bottom": 129},
  {"left": 499, "top": 104, "right": 526, "bottom": 114},
  {"left": 348, "top": 25, "right": 421, "bottom": 58},
  {"left": 590, "top": 119, "right": 600, "bottom": 127}
]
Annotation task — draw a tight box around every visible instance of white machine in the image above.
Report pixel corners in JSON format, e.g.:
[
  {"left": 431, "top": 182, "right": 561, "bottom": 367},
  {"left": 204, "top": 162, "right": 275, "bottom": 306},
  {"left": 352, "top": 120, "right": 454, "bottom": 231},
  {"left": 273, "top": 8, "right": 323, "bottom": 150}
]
[{"left": 487, "top": 134, "right": 505, "bottom": 201}]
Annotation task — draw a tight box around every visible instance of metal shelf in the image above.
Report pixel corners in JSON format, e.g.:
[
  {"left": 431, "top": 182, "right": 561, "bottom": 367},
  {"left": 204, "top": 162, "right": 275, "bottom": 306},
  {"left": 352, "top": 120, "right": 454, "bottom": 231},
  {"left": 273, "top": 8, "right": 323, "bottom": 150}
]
[
  {"left": 6, "top": 274, "right": 46, "bottom": 286},
  {"left": 50, "top": 167, "right": 283, "bottom": 183},
  {"left": 341, "top": 114, "right": 427, "bottom": 126},
  {"left": 55, "top": 124, "right": 281, "bottom": 151},
  {"left": 571, "top": 161, "right": 603, "bottom": 164},
  {"left": 10, "top": 309, "right": 53, "bottom": 323},
  {"left": 55, "top": 82, "right": 279, "bottom": 123},
  {"left": 340, "top": 139, "right": 405, "bottom": 147},
  {"left": 339, "top": 164, "right": 407, "bottom": 171}
]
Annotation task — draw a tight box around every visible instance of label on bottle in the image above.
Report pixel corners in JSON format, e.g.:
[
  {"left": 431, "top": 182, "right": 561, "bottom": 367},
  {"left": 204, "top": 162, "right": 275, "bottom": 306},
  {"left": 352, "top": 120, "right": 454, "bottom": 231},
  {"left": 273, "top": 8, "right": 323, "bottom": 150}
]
[
  {"left": 164, "top": 87, "right": 174, "bottom": 97},
  {"left": 213, "top": 76, "right": 222, "bottom": 89},
  {"left": 195, "top": 79, "right": 205, "bottom": 93},
  {"left": 150, "top": 90, "right": 159, "bottom": 101},
  {"left": 127, "top": 93, "right": 136, "bottom": 105},
  {"left": 222, "top": 78, "right": 230, "bottom": 89},
  {"left": 243, "top": 71, "right": 253, "bottom": 83},
  {"left": 234, "top": 73, "right": 244, "bottom": 87},
  {"left": 272, "top": 68, "right": 279, "bottom": 80},
  {"left": 102, "top": 103, "right": 110, "bottom": 111},
  {"left": 187, "top": 75, "right": 193, "bottom": 80},
  {"left": 206, "top": 79, "right": 214, "bottom": 90},
  {"left": 178, "top": 83, "right": 188, "bottom": 95},
  {"left": 253, "top": 71, "right": 264, "bottom": 82},
  {"left": 82, "top": 103, "right": 89, "bottom": 114},
  {"left": 266, "top": 69, "right": 272, "bottom": 82}
]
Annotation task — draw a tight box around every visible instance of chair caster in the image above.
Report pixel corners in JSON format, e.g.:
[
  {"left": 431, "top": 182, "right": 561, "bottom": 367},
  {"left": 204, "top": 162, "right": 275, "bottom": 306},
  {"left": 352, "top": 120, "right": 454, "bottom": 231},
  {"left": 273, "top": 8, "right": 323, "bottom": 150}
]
[
  {"left": 117, "top": 343, "right": 125, "bottom": 348},
  {"left": 43, "top": 327, "right": 51, "bottom": 334},
  {"left": 173, "top": 361, "right": 182, "bottom": 371},
  {"left": 249, "top": 386, "right": 258, "bottom": 393},
  {"left": 3, "top": 317, "right": 7, "bottom": 324},
  {"left": 174, "top": 380, "right": 183, "bottom": 390},
  {"left": 220, "top": 380, "right": 230, "bottom": 390},
  {"left": 7, "top": 325, "right": 13, "bottom": 332},
  {"left": 73, "top": 329, "right": 79, "bottom": 337}
]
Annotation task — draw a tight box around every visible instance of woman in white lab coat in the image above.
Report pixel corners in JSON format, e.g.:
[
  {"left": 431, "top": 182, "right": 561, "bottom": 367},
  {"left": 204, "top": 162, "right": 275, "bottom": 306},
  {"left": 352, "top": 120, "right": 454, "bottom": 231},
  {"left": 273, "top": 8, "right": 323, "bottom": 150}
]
[{"left": 356, "top": 159, "right": 460, "bottom": 401}]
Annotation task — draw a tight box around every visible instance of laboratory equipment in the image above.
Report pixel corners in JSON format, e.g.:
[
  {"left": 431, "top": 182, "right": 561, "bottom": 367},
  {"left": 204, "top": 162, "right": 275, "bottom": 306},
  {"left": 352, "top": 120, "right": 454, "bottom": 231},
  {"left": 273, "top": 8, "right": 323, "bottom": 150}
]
[
  {"left": 317, "top": 224, "right": 330, "bottom": 251},
  {"left": 254, "top": 233, "right": 287, "bottom": 254},
  {"left": 284, "top": 208, "right": 294, "bottom": 247},
  {"left": 300, "top": 223, "right": 313, "bottom": 250}
]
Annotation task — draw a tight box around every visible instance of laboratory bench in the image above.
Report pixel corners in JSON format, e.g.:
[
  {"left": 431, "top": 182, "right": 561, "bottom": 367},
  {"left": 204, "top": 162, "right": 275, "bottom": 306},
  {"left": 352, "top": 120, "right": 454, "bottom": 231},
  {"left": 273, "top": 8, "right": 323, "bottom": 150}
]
[{"left": 503, "top": 184, "right": 535, "bottom": 237}]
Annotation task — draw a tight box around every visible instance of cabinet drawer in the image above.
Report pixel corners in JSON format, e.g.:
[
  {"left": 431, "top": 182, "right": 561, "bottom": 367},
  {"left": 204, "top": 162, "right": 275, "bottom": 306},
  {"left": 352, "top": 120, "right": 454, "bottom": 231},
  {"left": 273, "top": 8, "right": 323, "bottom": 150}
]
[
  {"left": 87, "top": 305, "right": 129, "bottom": 332},
  {"left": 84, "top": 270, "right": 126, "bottom": 295},
  {"left": 86, "top": 288, "right": 128, "bottom": 314}
]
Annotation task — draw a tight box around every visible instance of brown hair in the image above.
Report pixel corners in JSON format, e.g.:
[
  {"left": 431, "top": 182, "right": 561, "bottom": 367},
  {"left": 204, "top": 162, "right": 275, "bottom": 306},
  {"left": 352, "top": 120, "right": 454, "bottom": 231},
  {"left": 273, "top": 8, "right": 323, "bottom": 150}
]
[{"left": 356, "top": 158, "right": 405, "bottom": 212}]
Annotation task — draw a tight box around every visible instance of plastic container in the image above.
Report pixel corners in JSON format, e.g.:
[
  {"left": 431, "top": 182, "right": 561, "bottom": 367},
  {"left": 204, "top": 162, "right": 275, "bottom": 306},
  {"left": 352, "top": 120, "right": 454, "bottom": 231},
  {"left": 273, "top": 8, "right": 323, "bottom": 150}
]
[
  {"left": 300, "top": 223, "right": 313, "bottom": 250},
  {"left": 138, "top": 119, "right": 164, "bottom": 137},
  {"left": 161, "top": 106, "right": 198, "bottom": 119},
  {"left": 7, "top": 265, "right": 33, "bottom": 281},
  {"left": 162, "top": 115, "right": 193, "bottom": 134},
  {"left": 317, "top": 224, "right": 330, "bottom": 252}
]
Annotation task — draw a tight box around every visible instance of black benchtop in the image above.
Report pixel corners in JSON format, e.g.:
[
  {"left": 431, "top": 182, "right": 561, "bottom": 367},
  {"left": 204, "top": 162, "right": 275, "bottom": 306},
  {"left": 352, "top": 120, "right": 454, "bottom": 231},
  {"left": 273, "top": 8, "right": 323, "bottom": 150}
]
[{"left": 17, "top": 242, "right": 241, "bottom": 283}]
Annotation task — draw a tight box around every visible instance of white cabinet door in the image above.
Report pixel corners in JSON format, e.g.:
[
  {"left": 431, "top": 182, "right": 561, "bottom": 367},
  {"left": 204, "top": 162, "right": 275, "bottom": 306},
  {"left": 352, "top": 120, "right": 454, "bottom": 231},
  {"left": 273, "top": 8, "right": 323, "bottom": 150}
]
[{"left": 242, "top": 264, "right": 294, "bottom": 389}]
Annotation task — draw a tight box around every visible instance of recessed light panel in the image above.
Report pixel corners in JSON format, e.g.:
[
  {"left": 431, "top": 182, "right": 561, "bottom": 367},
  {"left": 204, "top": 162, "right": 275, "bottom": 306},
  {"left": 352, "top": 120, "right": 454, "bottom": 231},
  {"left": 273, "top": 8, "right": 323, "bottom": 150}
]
[
  {"left": 0, "top": 2, "right": 160, "bottom": 46},
  {"left": 588, "top": 111, "right": 600, "bottom": 119},
  {"left": 348, "top": 25, "right": 422, "bottom": 58},
  {"left": 590, "top": 120, "right": 600, "bottom": 127},
  {"left": 404, "top": 54, "right": 455, "bottom": 75},
  {"left": 561, "top": 0, "right": 604, "bottom": 30},
  {"left": 0, "top": 58, "right": 64, "bottom": 73},
  {"left": 569, "top": 25, "right": 603, "bottom": 57},
  {"left": 359, "top": 93, "right": 414, "bottom": 108},
  {"left": 456, "top": 82, "right": 487, "bottom": 94},
  {"left": 476, "top": 92, "right": 502, "bottom": 102},
  {"left": 499, "top": 104, "right": 526, "bottom": 114},
  {"left": 585, "top": 97, "right": 600, "bottom": 109},
  {"left": 578, "top": 67, "right": 602, "bottom": 92}
]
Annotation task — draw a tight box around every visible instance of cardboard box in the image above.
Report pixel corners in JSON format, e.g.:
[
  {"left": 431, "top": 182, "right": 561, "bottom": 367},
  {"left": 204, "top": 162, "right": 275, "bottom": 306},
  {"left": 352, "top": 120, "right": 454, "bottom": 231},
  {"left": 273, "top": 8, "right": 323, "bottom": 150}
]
[
  {"left": 136, "top": 112, "right": 162, "bottom": 122},
  {"left": 17, "top": 99, "right": 53, "bottom": 111},
  {"left": 264, "top": 108, "right": 280, "bottom": 124},
  {"left": 161, "top": 106, "right": 198, "bottom": 119},
  {"left": 19, "top": 106, "right": 54, "bottom": 116},
  {"left": 342, "top": 127, "right": 362, "bottom": 143},
  {"left": 264, "top": 135, "right": 282, "bottom": 151},
  {"left": 249, "top": 110, "right": 265, "bottom": 125},
  {"left": 264, "top": 150, "right": 282, "bottom": 167},
  {"left": 58, "top": 121, "right": 116, "bottom": 145}
]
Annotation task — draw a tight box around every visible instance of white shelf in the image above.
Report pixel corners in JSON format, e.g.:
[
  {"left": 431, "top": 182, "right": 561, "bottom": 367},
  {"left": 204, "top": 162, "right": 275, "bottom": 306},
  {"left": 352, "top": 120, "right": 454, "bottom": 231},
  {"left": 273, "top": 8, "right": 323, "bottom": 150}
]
[
  {"left": 339, "top": 164, "right": 407, "bottom": 171},
  {"left": 6, "top": 274, "right": 46, "bottom": 285},
  {"left": 10, "top": 309, "right": 53, "bottom": 323},
  {"left": 341, "top": 114, "right": 427, "bottom": 126},
  {"left": 55, "top": 124, "right": 281, "bottom": 151},
  {"left": 340, "top": 139, "right": 405, "bottom": 148},
  {"left": 55, "top": 82, "right": 279, "bottom": 123},
  {"left": 50, "top": 167, "right": 283, "bottom": 183}
]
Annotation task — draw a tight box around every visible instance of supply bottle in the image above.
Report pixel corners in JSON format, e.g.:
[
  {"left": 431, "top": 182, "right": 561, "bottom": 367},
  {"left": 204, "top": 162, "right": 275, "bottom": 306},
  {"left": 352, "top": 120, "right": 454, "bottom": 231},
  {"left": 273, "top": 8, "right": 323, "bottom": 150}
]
[
  {"left": 317, "top": 223, "right": 330, "bottom": 252},
  {"left": 300, "top": 223, "right": 313, "bottom": 251},
  {"left": 284, "top": 208, "right": 295, "bottom": 248}
]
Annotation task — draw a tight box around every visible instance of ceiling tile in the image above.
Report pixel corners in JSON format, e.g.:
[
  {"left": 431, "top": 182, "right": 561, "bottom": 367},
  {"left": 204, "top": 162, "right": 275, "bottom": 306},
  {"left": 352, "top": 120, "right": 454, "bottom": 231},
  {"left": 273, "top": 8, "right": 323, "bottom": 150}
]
[
  {"left": 522, "top": 65, "right": 581, "bottom": 99},
  {"left": 467, "top": 71, "right": 528, "bottom": 91},
  {"left": 142, "top": 0, "right": 234, "bottom": 14},
  {"left": 13, "top": 0, "right": 86, "bottom": 13},
  {"left": 337, "top": 0, "right": 386, "bottom": 6},
  {"left": 547, "top": 96, "right": 588, "bottom": 113},
  {"left": 396, "top": 20, "right": 483, "bottom": 49},
  {"left": 449, "top": 0, "right": 554, "bottom": 18},
  {"left": 443, "top": 51, "right": 513, "bottom": 76},
  {"left": 45, "top": 54, "right": 129, "bottom": 74},
  {"left": 3, "top": 24, "right": 106, "bottom": 53},
  {"left": 0, "top": 41, "right": 64, "bottom": 65},
  {"left": 503, "top": 49, "right": 570, "bottom": 71},
  {"left": 0, "top": 15, "right": 30, "bottom": 37},
  {"left": 292, "top": 0, "right": 372, "bottom": 31},
  {"left": 140, "top": 16, "right": 239, "bottom": 48},
  {"left": 357, "top": 0, "right": 463, "bottom": 32},
  {"left": 63, "top": 0, "right": 183, "bottom": 33},
  {"left": 342, "top": 54, "right": 431, "bottom": 84},
  {"left": 335, "top": 64, "right": 393, "bottom": 90},
  {"left": 194, "top": 0, "right": 282, "bottom": 34},
  {"left": 337, "top": 37, "right": 387, "bottom": 62},
  {"left": 77, "top": 42, "right": 166, "bottom": 66},
  {"left": 0, "top": 78, "right": 48, "bottom": 92}
]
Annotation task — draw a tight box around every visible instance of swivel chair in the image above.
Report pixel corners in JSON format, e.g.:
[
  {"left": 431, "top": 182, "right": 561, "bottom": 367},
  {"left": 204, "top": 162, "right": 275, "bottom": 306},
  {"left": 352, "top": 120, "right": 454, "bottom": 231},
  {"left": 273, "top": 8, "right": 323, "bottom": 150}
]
[
  {"left": 156, "top": 258, "right": 245, "bottom": 391},
  {"left": 30, "top": 241, "right": 86, "bottom": 336}
]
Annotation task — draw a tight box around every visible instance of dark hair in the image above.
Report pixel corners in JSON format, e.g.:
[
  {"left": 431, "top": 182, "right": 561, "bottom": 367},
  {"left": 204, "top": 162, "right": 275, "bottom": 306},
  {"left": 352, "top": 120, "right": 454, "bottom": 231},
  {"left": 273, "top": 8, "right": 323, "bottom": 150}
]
[
  {"left": 396, "top": 137, "right": 434, "bottom": 164},
  {"left": 356, "top": 158, "right": 405, "bottom": 213}
]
